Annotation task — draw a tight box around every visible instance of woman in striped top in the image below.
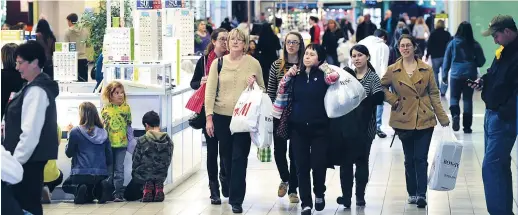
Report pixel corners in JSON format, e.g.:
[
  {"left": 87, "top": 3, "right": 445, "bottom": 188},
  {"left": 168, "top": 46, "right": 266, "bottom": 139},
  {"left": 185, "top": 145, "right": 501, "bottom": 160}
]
[
  {"left": 332, "top": 45, "right": 384, "bottom": 208},
  {"left": 267, "top": 32, "right": 305, "bottom": 203}
]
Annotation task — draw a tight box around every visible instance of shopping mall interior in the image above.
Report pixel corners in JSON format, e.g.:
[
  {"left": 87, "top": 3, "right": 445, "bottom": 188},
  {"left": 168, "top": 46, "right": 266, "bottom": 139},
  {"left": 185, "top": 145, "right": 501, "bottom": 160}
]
[{"left": 1, "top": 0, "right": 517, "bottom": 215}]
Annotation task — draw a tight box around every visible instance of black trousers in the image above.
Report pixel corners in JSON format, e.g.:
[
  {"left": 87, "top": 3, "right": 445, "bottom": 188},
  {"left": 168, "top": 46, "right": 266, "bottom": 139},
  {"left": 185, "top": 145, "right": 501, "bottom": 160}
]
[
  {"left": 77, "top": 59, "right": 89, "bottom": 82},
  {"left": 44, "top": 170, "right": 64, "bottom": 193},
  {"left": 203, "top": 128, "right": 226, "bottom": 183},
  {"left": 291, "top": 123, "right": 329, "bottom": 209},
  {"left": 339, "top": 137, "right": 373, "bottom": 199},
  {"left": 1, "top": 182, "right": 24, "bottom": 215},
  {"left": 62, "top": 175, "right": 109, "bottom": 201},
  {"left": 273, "top": 118, "right": 298, "bottom": 194},
  {"left": 397, "top": 128, "right": 434, "bottom": 198},
  {"left": 213, "top": 114, "right": 252, "bottom": 206},
  {"left": 124, "top": 179, "right": 144, "bottom": 201},
  {"left": 12, "top": 161, "right": 46, "bottom": 215}
]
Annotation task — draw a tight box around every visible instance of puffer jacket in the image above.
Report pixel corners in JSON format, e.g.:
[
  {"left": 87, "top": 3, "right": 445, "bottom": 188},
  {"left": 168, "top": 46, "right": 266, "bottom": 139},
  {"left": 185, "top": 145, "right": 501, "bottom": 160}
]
[
  {"left": 65, "top": 126, "right": 112, "bottom": 176},
  {"left": 443, "top": 37, "right": 486, "bottom": 80},
  {"left": 132, "top": 130, "right": 173, "bottom": 183}
]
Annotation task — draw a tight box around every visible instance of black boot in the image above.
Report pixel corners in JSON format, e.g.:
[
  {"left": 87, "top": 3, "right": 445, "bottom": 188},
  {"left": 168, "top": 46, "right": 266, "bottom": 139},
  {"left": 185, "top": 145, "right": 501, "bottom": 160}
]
[
  {"left": 450, "top": 106, "right": 460, "bottom": 131},
  {"left": 209, "top": 181, "right": 221, "bottom": 205},
  {"left": 219, "top": 174, "right": 229, "bottom": 198},
  {"left": 463, "top": 113, "right": 473, "bottom": 133}
]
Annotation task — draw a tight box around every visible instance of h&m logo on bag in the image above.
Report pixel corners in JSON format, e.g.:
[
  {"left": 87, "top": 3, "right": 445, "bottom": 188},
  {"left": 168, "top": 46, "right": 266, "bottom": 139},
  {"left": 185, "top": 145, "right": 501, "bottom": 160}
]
[
  {"left": 234, "top": 102, "right": 251, "bottom": 117},
  {"left": 340, "top": 78, "right": 351, "bottom": 86},
  {"left": 443, "top": 159, "right": 459, "bottom": 168}
]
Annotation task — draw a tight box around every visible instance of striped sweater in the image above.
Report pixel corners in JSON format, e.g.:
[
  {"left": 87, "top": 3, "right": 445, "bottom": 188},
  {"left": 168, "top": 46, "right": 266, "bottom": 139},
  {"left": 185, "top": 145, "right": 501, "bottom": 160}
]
[{"left": 267, "top": 59, "right": 296, "bottom": 103}]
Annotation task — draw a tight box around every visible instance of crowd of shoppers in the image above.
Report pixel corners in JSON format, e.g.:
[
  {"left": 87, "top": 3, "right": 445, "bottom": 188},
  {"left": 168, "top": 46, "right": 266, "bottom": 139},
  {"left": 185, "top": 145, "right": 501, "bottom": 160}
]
[{"left": 1, "top": 9, "right": 516, "bottom": 215}]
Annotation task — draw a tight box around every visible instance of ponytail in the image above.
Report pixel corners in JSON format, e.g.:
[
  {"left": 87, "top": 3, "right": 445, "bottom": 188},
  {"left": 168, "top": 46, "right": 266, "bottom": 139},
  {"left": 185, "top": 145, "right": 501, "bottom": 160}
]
[{"left": 367, "top": 61, "right": 376, "bottom": 73}]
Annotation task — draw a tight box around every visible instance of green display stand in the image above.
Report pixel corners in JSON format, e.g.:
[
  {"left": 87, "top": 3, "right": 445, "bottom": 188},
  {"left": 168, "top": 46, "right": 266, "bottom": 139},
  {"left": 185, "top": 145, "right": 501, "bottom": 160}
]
[{"left": 469, "top": 1, "right": 518, "bottom": 73}]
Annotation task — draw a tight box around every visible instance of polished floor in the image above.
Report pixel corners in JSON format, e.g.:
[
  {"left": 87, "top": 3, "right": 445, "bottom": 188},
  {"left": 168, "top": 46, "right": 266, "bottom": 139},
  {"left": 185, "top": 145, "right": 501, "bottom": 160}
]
[{"left": 43, "top": 93, "right": 518, "bottom": 215}]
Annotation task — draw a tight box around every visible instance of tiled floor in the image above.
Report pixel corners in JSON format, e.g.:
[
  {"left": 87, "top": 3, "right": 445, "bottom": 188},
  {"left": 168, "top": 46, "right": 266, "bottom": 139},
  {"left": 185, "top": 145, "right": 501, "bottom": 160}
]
[{"left": 44, "top": 94, "right": 518, "bottom": 215}]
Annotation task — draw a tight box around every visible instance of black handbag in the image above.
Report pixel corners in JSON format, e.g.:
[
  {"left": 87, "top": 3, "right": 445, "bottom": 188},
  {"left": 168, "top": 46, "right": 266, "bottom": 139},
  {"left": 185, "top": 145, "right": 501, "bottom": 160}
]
[{"left": 189, "top": 107, "right": 206, "bottom": 130}]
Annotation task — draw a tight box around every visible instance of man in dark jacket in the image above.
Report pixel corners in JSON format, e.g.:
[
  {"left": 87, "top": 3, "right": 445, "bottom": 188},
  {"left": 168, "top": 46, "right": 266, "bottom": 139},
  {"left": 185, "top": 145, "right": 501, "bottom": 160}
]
[
  {"left": 2, "top": 40, "right": 59, "bottom": 215},
  {"left": 470, "top": 15, "right": 518, "bottom": 215},
  {"left": 124, "top": 111, "right": 173, "bottom": 202},
  {"left": 426, "top": 20, "right": 451, "bottom": 96},
  {"left": 356, "top": 14, "right": 377, "bottom": 42}
]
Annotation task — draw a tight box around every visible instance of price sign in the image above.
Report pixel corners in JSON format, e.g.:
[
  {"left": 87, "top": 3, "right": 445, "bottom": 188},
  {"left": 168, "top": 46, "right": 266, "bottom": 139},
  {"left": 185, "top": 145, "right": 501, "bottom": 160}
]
[
  {"left": 164, "top": 0, "right": 182, "bottom": 8},
  {"left": 136, "top": 0, "right": 161, "bottom": 10}
]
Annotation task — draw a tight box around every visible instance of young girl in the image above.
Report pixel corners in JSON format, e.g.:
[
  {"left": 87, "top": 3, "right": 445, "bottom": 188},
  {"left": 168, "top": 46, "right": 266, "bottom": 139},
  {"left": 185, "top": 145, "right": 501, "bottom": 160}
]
[
  {"left": 101, "top": 81, "right": 132, "bottom": 202},
  {"left": 63, "top": 102, "right": 112, "bottom": 204}
]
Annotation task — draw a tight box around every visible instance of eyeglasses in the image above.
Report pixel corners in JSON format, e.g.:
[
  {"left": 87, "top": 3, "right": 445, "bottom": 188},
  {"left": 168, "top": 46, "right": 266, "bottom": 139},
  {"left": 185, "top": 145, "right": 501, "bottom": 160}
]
[
  {"left": 399, "top": 44, "right": 413, "bottom": 49},
  {"left": 230, "top": 37, "right": 245, "bottom": 43},
  {"left": 217, "top": 38, "right": 228, "bottom": 42},
  {"left": 286, "top": 40, "right": 300, "bottom": 46}
]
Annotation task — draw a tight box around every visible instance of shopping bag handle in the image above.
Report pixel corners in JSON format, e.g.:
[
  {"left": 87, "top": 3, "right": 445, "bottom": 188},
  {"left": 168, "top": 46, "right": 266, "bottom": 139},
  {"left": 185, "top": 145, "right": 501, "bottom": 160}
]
[{"left": 248, "top": 81, "right": 260, "bottom": 91}]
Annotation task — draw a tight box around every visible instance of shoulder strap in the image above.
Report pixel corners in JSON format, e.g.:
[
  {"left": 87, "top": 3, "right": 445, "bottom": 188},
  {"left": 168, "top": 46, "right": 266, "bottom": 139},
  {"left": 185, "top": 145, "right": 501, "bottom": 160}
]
[{"left": 217, "top": 57, "right": 223, "bottom": 74}]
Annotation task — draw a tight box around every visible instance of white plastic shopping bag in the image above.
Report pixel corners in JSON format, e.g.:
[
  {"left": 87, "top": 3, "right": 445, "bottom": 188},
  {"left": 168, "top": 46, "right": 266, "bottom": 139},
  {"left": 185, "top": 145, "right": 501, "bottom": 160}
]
[
  {"left": 428, "top": 128, "right": 463, "bottom": 191},
  {"left": 324, "top": 65, "right": 367, "bottom": 118},
  {"left": 230, "top": 82, "right": 263, "bottom": 134},
  {"left": 251, "top": 94, "right": 273, "bottom": 149}
]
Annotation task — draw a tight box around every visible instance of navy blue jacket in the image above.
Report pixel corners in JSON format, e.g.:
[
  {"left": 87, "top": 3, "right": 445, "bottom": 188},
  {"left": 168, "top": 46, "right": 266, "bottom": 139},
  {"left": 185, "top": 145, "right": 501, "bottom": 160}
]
[
  {"left": 443, "top": 37, "right": 486, "bottom": 80},
  {"left": 65, "top": 126, "right": 112, "bottom": 176},
  {"left": 481, "top": 38, "right": 518, "bottom": 121},
  {"left": 290, "top": 68, "right": 330, "bottom": 125}
]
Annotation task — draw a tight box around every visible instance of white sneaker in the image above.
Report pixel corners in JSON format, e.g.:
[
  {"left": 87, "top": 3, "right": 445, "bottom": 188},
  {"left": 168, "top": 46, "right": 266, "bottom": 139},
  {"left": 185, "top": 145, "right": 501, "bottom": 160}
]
[{"left": 408, "top": 196, "right": 417, "bottom": 204}]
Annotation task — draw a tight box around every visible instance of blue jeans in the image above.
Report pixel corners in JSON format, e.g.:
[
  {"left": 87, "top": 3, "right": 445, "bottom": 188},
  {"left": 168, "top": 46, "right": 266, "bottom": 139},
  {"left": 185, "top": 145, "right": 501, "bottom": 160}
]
[
  {"left": 399, "top": 128, "right": 434, "bottom": 197},
  {"left": 449, "top": 78, "right": 474, "bottom": 114},
  {"left": 482, "top": 109, "right": 517, "bottom": 215},
  {"left": 108, "top": 147, "right": 126, "bottom": 196},
  {"left": 432, "top": 58, "right": 448, "bottom": 95},
  {"left": 376, "top": 105, "right": 383, "bottom": 130}
]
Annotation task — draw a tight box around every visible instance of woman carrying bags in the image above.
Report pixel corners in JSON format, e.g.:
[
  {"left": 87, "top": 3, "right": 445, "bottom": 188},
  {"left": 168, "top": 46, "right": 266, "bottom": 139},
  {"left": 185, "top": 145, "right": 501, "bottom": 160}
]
[
  {"left": 333, "top": 45, "right": 384, "bottom": 208},
  {"left": 190, "top": 28, "right": 229, "bottom": 205},
  {"left": 277, "top": 44, "right": 339, "bottom": 215},
  {"left": 267, "top": 32, "right": 305, "bottom": 203},
  {"left": 381, "top": 34, "right": 449, "bottom": 208},
  {"left": 204, "top": 28, "right": 265, "bottom": 214}
]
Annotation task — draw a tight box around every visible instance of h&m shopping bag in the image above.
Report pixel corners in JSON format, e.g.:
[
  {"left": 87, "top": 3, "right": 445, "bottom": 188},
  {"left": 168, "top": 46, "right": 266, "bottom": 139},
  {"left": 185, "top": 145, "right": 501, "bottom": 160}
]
[
  {"left": 229, "top": 82, "right": 263, "bottom": 134},
  {"left": 323, "top": 65, "right": 367, "bottom": 118},
  {"left": 428, "top": 128, "right": 463, "bottom": 191},
  {"left": 251, "top": 93, "right": 274, "bottom": 149}
]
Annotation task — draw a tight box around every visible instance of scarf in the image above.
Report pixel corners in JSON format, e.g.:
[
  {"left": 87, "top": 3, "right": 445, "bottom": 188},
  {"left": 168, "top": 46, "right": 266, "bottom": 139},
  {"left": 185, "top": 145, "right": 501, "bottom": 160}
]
[
  {"left": 205, "top": 50, "right": 228, "bottom": 75},
  {"left": 495, "top": 45, "right": 504, "bottom": 60}
]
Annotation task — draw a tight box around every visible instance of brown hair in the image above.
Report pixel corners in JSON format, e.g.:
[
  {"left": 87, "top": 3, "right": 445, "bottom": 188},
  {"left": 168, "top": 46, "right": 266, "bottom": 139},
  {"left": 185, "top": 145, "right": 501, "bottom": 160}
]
[
  {"left": 79, "top": 102, "right": 104, "bottom": 135},
  {"left": 204, "top": 28, "right": 228, "bottom": 55},
  {"left": 101, "top": 81, "right": 126, "bottom": 104},
  {"left": 327, "top": 19, "right": 340, "bottom": 32},
  {"left": 280, "top": 32, "right": 305, "bottom": 73},
  {"left": 1, "top": 43, "right": 18, "bottom": 69},
  {"left": 398, "top": 34, "right": 420, "bottom": 58}
]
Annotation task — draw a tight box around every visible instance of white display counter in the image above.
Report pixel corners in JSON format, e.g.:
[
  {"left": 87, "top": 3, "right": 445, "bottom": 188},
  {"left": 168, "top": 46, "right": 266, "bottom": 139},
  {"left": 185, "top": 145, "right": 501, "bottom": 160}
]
[{"left": 52, "top": 83, "right": 202, "bottom": 200}]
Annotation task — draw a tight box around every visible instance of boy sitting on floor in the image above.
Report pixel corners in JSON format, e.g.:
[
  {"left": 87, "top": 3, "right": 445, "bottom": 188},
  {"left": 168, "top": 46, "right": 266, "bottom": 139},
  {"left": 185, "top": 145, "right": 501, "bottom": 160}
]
[{"left": 124, "top": 111, "right": 173, "bottom": 202}]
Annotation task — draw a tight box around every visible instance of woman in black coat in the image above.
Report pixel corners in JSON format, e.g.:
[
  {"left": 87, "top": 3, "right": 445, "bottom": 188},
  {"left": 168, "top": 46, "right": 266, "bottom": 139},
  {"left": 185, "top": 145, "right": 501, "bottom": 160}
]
[
  {"left": 257, "top": 23, "right": 281, "bottom": 85},
  {"left": 322, "top": 19, "right": 344, "bottom": 66},
  {"left": 1, "top": 43, "right": 26, "bottom": 118}
]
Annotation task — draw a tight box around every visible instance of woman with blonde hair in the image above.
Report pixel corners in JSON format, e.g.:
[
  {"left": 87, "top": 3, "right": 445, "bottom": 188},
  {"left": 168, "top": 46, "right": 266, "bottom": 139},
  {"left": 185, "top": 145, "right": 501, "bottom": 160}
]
[
  {"left": 204, "top": 28, "right": 265, "bottom": 213},
  {"left": 412, "top": 17, "right": 429, "bottom": 57},
  {"left": 322, "top": 19, "right": 344, "bottom": 66}
]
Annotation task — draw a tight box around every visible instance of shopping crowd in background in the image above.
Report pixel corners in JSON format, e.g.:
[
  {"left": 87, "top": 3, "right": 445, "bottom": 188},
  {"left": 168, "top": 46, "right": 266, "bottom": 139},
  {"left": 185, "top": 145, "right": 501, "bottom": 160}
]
[{"left": 1, "top": 9, "right": 517, "bottom": 215}]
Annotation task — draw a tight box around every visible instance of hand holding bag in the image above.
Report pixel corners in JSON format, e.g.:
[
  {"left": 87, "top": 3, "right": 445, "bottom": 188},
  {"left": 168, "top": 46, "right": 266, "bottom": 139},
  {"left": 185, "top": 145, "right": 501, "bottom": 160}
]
[{"left": 428, "top": 128, "right": 463, "bottom": 191}]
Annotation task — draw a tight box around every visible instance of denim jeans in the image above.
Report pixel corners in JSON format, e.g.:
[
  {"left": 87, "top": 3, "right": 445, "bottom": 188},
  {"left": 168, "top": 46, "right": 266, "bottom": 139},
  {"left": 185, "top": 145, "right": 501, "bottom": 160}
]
[
  {"left": 108, "top": 147, "right": 126, "bottom": 196},
  {"left": 449, "top": 78, "right": 474, "bottom": 114},
  {"left": 432, "top": 58, "right": 447, "bottom": 95},
  {"left": 376, "top": 105, "right": 383, "bottom": 130},
  {"left": 398, "top": 128, "right": 434, "bottom": 197},
  {"left": 482, "top": 109, "right": 517, "bottom": 215}
]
